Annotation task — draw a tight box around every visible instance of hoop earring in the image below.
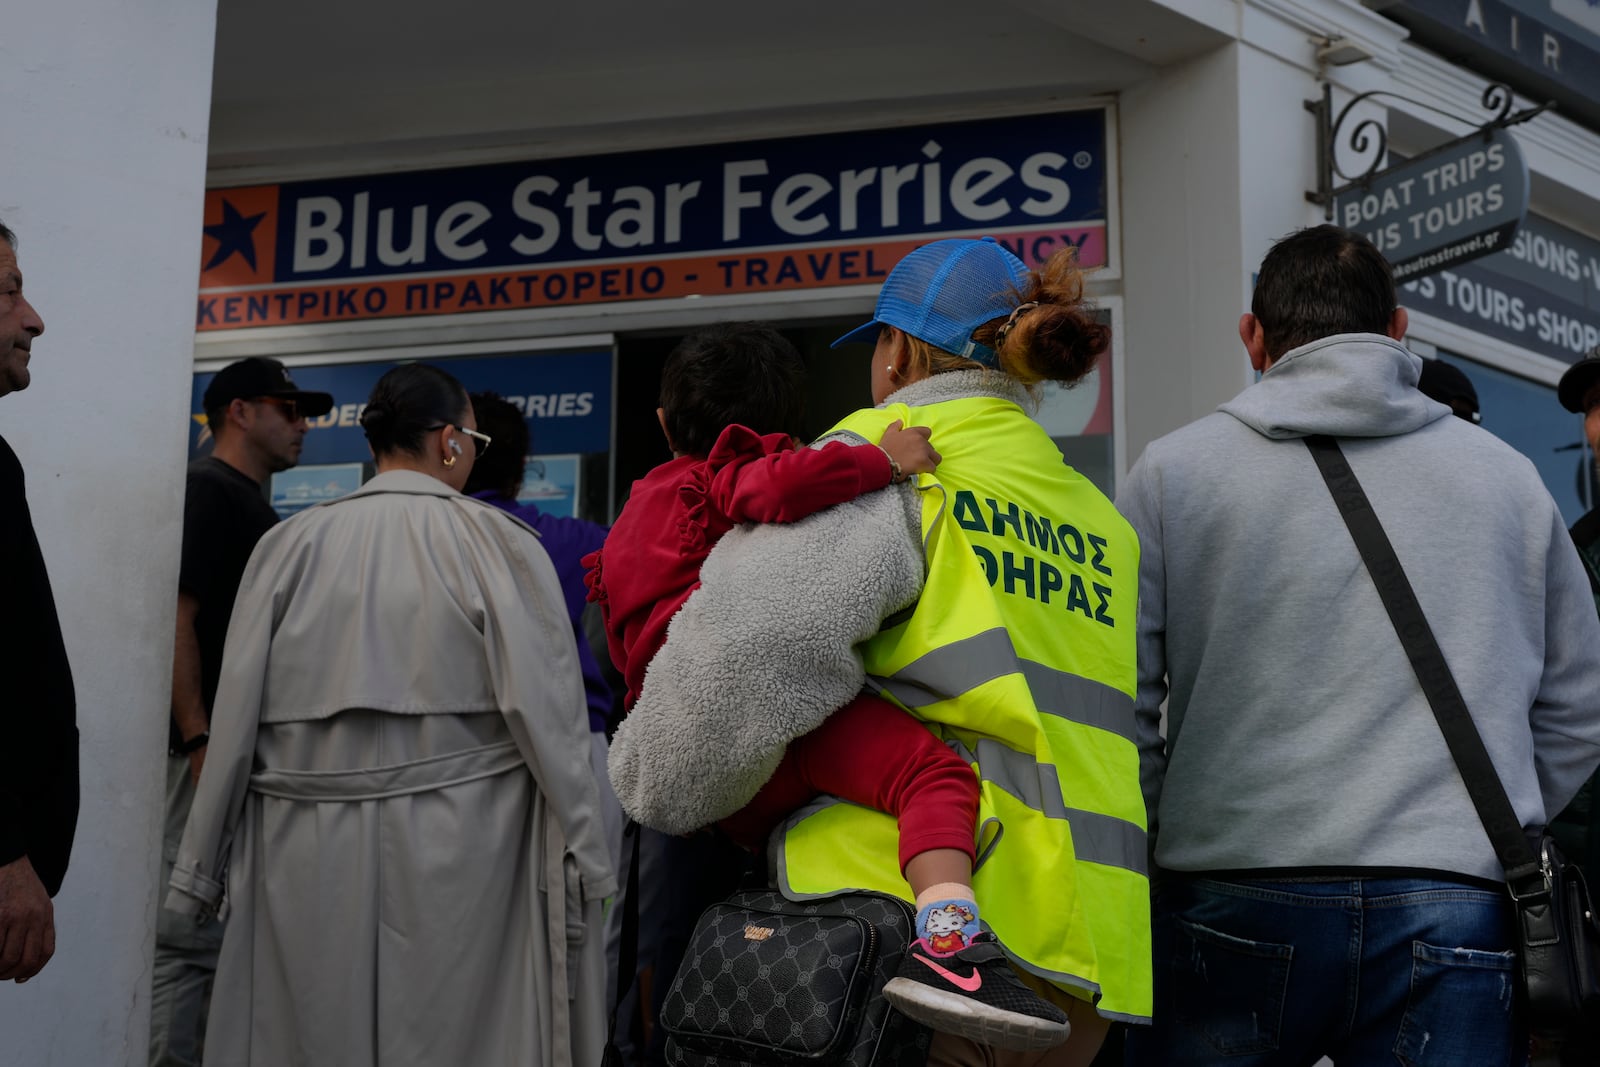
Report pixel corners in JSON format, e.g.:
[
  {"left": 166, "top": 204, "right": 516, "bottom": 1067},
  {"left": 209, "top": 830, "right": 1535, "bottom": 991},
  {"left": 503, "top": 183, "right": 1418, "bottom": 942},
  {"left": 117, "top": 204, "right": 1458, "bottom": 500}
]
[{"left": 442, "top": 455, "right": 457, "bottom": 469}]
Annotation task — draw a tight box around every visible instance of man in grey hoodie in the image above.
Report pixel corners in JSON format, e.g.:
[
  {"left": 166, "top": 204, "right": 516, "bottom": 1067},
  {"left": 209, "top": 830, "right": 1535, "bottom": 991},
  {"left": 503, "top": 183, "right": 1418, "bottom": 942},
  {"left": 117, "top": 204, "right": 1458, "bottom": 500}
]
[{"left": 1119, "top": 225, "right": 1600, "bottom": 1066}]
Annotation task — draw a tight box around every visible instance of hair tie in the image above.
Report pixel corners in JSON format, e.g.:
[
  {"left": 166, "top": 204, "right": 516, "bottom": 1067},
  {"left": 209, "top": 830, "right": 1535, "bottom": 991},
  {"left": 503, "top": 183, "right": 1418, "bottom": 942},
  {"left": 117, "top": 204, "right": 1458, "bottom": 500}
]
[{"left": 994, "top": 301, "right": 1039, "bottom": 347}]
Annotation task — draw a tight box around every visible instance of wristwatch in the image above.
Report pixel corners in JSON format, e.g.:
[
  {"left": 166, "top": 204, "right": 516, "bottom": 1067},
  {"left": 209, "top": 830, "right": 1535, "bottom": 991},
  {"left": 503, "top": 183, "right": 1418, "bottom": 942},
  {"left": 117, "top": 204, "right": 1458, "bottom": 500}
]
[{"left": 172, "top": 731, "right": 210, "bottom": 756}]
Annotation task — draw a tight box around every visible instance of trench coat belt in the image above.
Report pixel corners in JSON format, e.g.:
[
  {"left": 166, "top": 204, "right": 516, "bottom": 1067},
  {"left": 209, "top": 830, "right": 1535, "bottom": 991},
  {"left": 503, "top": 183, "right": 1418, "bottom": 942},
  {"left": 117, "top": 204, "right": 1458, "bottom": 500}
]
[{"left": 247, "top": 740, "right": 527, "bottom": 801}]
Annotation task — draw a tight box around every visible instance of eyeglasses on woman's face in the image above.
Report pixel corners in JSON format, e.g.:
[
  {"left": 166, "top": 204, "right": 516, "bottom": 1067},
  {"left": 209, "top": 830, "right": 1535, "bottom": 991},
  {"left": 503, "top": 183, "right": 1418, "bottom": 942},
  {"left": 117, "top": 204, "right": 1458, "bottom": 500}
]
[{"left": 428, "top": 423, "right": 491, "bottom": 458}]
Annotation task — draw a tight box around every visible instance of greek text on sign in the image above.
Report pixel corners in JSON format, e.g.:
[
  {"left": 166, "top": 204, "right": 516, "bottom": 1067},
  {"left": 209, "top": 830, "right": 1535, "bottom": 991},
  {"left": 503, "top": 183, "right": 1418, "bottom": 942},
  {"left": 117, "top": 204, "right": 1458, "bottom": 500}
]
[
  {"left": 197, "top": 110, "right": 1110, "bottom": 331},
  {"left": 1335, "top": 126, "right": 1529, "bottom": 281}
]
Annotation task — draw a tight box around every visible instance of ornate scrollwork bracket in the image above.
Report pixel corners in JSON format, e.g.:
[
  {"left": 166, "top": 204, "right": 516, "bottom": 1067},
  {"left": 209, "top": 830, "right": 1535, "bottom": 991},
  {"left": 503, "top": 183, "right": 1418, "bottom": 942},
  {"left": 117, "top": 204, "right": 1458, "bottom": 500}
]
[{"left": 1305, "top": 81, "right": 1553, "bottom": 221}]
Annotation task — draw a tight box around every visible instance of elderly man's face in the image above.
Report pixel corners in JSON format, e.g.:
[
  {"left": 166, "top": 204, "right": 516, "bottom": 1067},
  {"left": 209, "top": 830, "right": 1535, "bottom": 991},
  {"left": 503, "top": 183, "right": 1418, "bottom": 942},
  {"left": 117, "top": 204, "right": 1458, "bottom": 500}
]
[{"left": 0, "top": 242, "right": 45, "bottom": 397}]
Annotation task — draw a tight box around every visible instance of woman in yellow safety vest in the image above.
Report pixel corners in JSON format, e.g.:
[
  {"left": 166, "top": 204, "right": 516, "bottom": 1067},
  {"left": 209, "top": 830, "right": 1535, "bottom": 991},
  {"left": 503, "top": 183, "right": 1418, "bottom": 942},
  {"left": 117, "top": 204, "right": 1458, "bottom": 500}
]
[{"left": 616, "top": 237, "right": 1151, "bottom": 1067}]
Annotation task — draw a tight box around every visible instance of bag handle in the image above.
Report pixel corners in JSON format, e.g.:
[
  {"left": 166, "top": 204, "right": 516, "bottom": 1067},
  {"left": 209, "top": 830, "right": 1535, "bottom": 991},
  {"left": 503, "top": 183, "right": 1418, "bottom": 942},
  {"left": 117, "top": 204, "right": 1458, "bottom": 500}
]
[{"left": 1302, "top": 435, "right": 1543, "bottom": 891}]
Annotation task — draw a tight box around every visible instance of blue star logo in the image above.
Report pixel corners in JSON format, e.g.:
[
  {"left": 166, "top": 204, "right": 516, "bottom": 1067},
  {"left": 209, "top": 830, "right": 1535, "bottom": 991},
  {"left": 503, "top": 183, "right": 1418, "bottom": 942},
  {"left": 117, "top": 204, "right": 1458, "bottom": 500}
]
[{"left": 203, "top": 199, "right": 267, "bottom": 272}]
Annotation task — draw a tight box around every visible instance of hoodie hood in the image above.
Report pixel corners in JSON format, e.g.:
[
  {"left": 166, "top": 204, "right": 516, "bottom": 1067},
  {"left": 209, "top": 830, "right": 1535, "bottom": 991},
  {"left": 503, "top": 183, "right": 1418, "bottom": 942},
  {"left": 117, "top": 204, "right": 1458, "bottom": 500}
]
[{"left": 1219, "top": 333, "right": 1451, "bottom": 440}]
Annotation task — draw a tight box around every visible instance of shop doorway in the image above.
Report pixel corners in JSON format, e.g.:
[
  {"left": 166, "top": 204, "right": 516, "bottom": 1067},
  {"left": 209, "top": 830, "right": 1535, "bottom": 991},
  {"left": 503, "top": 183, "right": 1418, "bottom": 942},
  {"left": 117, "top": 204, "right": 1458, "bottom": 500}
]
[
  {"left": 611, "top": 313, "right": 1121, "bottom": 520},
  {"left": 610, "top": 318, "right": 872, "bottom": 517}
]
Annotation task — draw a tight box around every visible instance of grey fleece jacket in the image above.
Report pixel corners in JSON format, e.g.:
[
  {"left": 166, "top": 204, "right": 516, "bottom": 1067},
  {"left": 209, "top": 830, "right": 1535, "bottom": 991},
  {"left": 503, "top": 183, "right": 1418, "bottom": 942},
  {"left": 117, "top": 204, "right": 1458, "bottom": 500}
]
[
  {"left": 609, "top": 371, "right": 1029, "bottom": 834},
  {"left": 1117, "top": 334, "right": 1600, "bottom": 882}
]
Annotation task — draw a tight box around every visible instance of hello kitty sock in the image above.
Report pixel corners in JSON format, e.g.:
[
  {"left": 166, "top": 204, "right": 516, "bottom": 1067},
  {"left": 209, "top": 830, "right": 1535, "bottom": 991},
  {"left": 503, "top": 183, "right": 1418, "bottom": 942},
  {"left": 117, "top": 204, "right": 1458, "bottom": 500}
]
[{"left": 915, "top": 898, "right": 983, "bottom": 957}]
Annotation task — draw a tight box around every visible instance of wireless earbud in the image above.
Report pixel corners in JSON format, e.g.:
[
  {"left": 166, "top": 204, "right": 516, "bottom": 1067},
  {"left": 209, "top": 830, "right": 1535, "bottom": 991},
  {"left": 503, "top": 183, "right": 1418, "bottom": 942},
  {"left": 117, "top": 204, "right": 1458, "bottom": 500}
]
[{"left": 449, "top": 439, "right": 463, "bottom": 455}]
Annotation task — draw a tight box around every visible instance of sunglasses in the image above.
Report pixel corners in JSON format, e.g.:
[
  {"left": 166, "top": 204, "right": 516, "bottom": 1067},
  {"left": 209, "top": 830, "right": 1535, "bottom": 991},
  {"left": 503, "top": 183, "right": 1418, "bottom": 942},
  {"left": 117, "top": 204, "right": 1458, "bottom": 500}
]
[
  {"left": 428, "top": 423, "right": 492, "bottom": 458},
  {"left": 253, "top": 395, "right": 304, "bottom": 422}
]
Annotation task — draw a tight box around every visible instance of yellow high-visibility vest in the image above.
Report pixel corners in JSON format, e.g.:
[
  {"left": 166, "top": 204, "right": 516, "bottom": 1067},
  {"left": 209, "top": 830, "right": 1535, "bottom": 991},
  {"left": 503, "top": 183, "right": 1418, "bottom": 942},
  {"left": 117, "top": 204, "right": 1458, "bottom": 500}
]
[{"left": 776, "top": 392, "right": 1152, "bottom": 1023}]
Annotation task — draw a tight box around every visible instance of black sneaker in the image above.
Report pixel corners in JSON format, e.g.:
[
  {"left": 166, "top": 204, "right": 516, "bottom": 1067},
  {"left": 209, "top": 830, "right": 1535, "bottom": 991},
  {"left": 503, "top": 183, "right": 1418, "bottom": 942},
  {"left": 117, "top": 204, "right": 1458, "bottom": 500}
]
[{"left": 882, "top": 932, "right": 1071, "bottom": 1050}]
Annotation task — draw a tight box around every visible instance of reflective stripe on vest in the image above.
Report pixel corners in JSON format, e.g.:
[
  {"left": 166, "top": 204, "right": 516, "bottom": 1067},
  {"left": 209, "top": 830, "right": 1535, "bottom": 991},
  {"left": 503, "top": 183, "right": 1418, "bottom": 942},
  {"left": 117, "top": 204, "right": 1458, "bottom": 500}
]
[
  {"left": 943, "top": 737, "right": 1147, "bottom": 875},
  {"left": 779, "top": 394, "right": 1152, "bottom": 1022},
  {"left": 772, "top": 793, "right": 1151, "bottom": 1026},
  {"left": 869, "top": 626, "right": 1138, "bottom": 746}
]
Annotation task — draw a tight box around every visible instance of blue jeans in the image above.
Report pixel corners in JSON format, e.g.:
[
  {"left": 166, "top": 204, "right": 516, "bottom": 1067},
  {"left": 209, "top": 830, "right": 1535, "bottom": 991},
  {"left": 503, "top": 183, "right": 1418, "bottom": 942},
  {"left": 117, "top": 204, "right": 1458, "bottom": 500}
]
[{"left": 1125, "top": 876, "right": 1528, "bottom": 1067}]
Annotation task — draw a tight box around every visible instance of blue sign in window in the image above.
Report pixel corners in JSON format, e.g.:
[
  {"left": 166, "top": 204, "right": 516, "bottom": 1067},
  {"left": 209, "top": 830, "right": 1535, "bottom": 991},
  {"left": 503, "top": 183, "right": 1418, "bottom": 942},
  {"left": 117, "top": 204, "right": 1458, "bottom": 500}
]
[{"left": 190, "top": 348, "right": 613, "bottom": 465}]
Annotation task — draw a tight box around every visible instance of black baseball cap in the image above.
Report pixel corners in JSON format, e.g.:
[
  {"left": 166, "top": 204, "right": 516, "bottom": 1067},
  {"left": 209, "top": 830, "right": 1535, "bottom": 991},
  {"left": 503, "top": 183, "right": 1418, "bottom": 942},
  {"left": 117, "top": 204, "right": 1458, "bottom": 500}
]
[
  {"left": 1557, "top": 352, "right": 1600, "bottom": 414},
  {"left": 1417, "top": 359, "right": 1480, "bottom": 423},
  {"left": 202, "top": 357, "right": 334, "bottom": 418}
]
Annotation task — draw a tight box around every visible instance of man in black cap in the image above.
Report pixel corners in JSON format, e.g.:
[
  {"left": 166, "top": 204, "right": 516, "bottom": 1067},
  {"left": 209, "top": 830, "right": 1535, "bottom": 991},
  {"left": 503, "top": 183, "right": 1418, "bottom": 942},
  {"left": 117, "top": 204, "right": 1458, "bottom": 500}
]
[
  {"left": 151, "top": 358, "right": 332, "bottom": 1067},
  {"left": 1551, "top": 351, "right": 1600, "bottom": 1067},
  {"left": 1417, "top": 358, "right": 1481, "bottom": 424},
  {"left": 1559, "top": 350, "right": 1600, "bottom": 613}
]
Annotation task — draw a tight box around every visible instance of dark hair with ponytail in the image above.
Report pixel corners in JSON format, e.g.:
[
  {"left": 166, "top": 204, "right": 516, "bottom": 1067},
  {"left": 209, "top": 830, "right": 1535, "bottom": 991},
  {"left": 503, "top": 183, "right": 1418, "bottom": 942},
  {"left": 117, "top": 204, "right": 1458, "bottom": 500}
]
[
  {"left": 975, "top": 247, "right": 1109, "bottom": 386},
  {"left": 898, "top": 247, "right": 1108, "bottom": 389},
  {"left": 359, "top": 363, "right": 470, "bottom": 457}
]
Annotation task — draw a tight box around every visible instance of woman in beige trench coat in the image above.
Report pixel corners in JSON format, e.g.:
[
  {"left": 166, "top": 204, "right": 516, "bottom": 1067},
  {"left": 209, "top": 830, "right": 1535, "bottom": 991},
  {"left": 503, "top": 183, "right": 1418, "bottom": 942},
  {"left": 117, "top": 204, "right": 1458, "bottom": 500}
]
[{"left": 166, "top": 363, "right": 617, "bottom": 1067}]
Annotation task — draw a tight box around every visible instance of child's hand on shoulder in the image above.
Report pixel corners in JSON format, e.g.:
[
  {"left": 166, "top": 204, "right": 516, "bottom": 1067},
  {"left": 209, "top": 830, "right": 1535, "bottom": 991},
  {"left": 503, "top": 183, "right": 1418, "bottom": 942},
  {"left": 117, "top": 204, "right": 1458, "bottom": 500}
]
[{"left": 878, "top": 419, "right": 940, "bottom": 482}]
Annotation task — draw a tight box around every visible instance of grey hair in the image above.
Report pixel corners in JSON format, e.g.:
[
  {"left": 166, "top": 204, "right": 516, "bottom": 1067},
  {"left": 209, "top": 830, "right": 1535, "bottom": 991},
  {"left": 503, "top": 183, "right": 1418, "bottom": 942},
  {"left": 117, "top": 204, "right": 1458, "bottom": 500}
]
[{"left": 0, "top": 219, "right": 14, "bottom": 249}]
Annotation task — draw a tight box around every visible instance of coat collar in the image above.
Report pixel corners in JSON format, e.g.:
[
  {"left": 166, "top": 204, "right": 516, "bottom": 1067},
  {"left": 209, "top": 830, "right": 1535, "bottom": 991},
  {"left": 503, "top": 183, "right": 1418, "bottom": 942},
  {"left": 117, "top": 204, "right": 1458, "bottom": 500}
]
[{"left": 347, "top": 468, "right": 461, "bottom": 499}]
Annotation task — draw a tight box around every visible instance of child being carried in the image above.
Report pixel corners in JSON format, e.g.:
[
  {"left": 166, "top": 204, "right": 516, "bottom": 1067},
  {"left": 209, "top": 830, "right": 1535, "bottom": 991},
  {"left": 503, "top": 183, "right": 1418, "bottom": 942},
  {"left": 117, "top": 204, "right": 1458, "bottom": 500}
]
[{"left": 585, "top": 321, "right": 1071, "bottom": 1051}]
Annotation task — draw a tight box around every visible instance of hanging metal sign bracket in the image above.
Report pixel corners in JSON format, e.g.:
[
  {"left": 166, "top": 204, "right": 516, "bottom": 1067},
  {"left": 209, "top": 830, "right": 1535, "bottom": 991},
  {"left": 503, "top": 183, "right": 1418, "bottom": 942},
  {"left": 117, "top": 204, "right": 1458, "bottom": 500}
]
[{"left": 1305, "top": 81, "right": 1552, "bottom": 221}]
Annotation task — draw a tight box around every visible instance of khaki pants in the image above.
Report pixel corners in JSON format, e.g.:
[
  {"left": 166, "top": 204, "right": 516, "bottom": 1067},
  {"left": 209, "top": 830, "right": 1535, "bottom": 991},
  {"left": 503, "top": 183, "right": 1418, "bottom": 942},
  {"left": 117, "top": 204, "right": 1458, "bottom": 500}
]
[{"left": 150, "top": 756, "right": 225, "bottom": 1067}]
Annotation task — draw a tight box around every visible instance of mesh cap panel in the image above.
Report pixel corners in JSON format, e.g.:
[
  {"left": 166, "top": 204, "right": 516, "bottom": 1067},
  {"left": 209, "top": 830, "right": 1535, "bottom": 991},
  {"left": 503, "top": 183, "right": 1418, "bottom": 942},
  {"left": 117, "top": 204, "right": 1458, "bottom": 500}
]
[{"left": 833, "top": 237, "right": 1030, "bottom": 362}]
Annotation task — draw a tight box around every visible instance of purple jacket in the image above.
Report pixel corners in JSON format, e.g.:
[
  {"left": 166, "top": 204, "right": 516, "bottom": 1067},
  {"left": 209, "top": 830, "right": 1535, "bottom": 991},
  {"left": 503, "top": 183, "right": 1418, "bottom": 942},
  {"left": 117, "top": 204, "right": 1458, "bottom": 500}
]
[{"left": 472, "top": 491, "right": 613, "bottom": 732}]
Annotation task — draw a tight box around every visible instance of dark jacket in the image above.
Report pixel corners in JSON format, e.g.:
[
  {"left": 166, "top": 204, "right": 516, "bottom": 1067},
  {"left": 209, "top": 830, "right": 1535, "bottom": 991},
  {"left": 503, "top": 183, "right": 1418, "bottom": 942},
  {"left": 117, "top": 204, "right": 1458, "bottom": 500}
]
[
  {"left": 1575, "top": 507, "right": 1600, "bottom": 619},
  {"left": 0, "top": 435, "right": 79, "bottom": 896}
]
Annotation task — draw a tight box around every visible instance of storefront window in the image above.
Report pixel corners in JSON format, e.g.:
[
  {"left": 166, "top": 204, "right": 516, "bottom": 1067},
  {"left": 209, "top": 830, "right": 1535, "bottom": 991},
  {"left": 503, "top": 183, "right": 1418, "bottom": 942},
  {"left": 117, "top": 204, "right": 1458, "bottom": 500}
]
[
  {"left": 1444, "top": 353, "right": 1598, "bottom": 526},
  {"left": 189, "top": 346, "right": 615, "bottom": 521},
  {"left": 611, "top": 316, "right": 1120, "bottom": 519}
]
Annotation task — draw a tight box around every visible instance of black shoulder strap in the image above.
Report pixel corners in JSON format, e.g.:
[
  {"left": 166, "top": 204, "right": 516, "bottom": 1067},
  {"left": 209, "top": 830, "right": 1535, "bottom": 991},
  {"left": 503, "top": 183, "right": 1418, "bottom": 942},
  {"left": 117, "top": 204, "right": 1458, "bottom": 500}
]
[{"left": 1302, "top": 435, "right": 1541, "bottom": 886}]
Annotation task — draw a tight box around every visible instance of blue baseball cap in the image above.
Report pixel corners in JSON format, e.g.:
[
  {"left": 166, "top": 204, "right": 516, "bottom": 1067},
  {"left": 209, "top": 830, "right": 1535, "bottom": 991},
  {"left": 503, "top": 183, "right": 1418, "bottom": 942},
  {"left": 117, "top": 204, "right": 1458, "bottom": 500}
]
[{"left": 831, "top": 236, "right": 1032, "bottom": 365}]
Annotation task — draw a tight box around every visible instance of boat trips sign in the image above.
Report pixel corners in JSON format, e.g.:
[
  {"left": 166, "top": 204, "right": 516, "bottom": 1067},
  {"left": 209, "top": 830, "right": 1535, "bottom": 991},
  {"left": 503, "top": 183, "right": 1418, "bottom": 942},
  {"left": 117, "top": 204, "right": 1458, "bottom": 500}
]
[
  {"left": 1334, "top": 127, "right": 1529, "bottom": 282},
  {"left": 196, "top": 109, "right": 1111, "bottom": 331}
]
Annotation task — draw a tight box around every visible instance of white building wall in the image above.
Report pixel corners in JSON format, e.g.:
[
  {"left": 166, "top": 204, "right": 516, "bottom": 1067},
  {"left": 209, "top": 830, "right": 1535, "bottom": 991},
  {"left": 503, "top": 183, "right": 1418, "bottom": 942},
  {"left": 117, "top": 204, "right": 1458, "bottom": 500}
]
[
  {"left": 1120, "top": 43, "right": 1251, "bottom": 461},
  {"left": 1119, "top": 0, "right": 1413, "bottom": 461},
  {"left": 0, "top": 3, "right": 218, "bottom": 1063}
]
